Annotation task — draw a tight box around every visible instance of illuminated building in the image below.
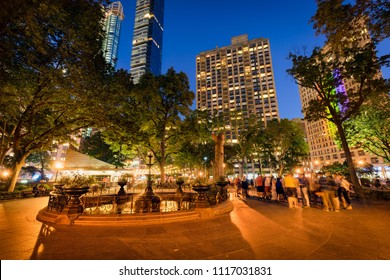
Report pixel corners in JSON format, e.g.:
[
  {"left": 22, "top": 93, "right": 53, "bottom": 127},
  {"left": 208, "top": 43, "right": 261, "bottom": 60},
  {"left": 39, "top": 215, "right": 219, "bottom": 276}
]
[
  {"left": 102, "top": 1, "right": 124, "bottom": 68},
  {"left": 130, "top": 0, "right": 164, "bottom": 83},
  {"left": 196, "top": 34, "right": 280, "bottom": 144}
]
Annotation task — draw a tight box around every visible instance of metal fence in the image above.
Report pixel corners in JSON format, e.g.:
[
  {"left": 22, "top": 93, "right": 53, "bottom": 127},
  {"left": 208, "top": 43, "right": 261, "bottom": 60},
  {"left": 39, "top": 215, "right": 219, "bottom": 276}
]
[{"left": 46, "top": 184, "right": 229, "bottom": 215}]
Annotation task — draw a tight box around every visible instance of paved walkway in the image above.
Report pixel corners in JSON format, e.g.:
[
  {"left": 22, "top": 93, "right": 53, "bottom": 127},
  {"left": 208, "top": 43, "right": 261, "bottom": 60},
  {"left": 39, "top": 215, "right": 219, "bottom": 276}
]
[{"left": 1, "top": 195, "right": 390, "bottom": 260}]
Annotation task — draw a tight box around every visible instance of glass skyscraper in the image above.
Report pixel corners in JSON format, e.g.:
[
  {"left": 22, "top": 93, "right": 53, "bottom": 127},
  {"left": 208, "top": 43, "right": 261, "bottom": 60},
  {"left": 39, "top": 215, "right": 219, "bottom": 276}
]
[
  {"left": 130, "top": 0, "right": 164, "bottom": 83},
  {"left": 102, "top": 1, "right": 124, "bottom": 68}
]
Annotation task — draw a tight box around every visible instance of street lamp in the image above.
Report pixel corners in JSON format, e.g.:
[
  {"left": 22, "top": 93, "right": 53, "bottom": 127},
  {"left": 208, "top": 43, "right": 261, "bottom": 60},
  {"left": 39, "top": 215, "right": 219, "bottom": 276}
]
[
  {"left": 203, "top": 156, "right": 208, "bottom": 178},
  {"left": 146, "top": 152, "right": 154, "bottom": 193},
  {"left": 1, "top": 169, "right": 9, "bottom": 183},
  {"left": 54, "top": 161, "right": 64, "bottom": 182}
]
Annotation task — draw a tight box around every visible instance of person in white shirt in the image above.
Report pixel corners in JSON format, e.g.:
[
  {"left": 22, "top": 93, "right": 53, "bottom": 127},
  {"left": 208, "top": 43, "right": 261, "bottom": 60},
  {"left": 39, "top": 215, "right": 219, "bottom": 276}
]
[{"left": 338, "top": 176, "right": 353, "bottom": 210}]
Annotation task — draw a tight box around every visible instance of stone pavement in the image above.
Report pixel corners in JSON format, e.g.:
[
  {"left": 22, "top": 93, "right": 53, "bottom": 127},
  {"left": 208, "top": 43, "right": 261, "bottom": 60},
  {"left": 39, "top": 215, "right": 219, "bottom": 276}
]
[{"left": 1, "top": 195, "right": 390, "bottom": 260}]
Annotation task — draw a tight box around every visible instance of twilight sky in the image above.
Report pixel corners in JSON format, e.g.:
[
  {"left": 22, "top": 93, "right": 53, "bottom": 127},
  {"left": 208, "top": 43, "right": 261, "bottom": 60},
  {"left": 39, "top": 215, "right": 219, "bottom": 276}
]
[{"left": 115, "top": 0, "right": 390, "bottom": 120}]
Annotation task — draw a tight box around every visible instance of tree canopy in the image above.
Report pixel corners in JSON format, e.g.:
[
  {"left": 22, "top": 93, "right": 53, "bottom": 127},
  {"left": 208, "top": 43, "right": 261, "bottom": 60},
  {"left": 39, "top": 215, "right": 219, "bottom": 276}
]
[
  {"left": 0, "top": 0, "right": 112, "bottom": 191},
  {"left": 288, "top": 0, "right": 389, "bottom": 192},
  {"left": 255, "top": 119, "right": 309, "bottom": 177},
  {"left": 343, "top": 95, "right": 390, "bottom": 162}
]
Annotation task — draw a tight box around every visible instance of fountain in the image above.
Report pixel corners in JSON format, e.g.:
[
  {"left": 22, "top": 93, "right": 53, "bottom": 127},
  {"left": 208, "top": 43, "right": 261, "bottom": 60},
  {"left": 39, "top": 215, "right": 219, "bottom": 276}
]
[{"left": 134, "top": 153, "right": 161, "bottom": 213}]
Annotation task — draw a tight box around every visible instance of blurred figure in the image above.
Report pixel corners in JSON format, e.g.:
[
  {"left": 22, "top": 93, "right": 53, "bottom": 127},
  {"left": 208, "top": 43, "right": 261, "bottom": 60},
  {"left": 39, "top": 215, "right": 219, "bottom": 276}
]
[
  {"left": 283, "top": 172, "right": 299, "bottom": 209},
  {"left": 255, "top": 174, "right": 265, "bottom": 200},
  {"left": 309, "top": 173, "right": 321, "bottom": 208},
  {"left": 275, "top": 177, "right": 285, "bottom": 202},
  {"left": 322, "top": 173, "right": 339, "bottom": 212},
  {"left": 32, "top": 184, "right": 39, "bottom": 197},
  {"left": 241, "top": 175, "right": 249, "bottom": 198},
  {"left": 271, "top": 175, "right": 278, "bottom": 201},
  {"left": 338, "top": 175, "right": 353, "bottom": 210},
  {"left": 263, "top": 175, "right": 272, "bottom": 200},
  {"left": 234, "top": 176, "right": 241, "bottom": 197},
  {"left": 298, "top": 173, "right": 310, "bottom": 208}
]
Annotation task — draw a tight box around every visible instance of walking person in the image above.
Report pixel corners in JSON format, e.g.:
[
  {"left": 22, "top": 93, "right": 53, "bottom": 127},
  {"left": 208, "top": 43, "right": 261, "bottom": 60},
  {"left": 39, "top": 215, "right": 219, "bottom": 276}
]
[
  {"left": 318, "top": 174, "right": 329, "bottom": 210},
  {"left": 322, "top": 173, "right": 339, "bottom": 212},
  {"left": 234, "top": 176, "right": 241, "bottom": 197},
  {"left": 275, "top": 177, "right": 285, "bottom": 202},
  {"left": 309, "top": 173, "right": 321, "bottom": 208},
  {"left": 283, "top": 172, "right": 299, "bottom": 209},
  {"left": 298, "top": 173, "right": 310, "bottom": 208},
  {"left": 263, "top": 175, "right": 272, "bottom": 200},
  {"left": 255, "top": 174, "right": 265, "bottom": 200},
  {"left": 241, "top": 175, "right": 249, "bottom": 199},
  {"left": 338, "top": 175, "right": 353, "bottom": 209},
  {"left": 271, "top": 175, "right": 278, "bottom": 201}
]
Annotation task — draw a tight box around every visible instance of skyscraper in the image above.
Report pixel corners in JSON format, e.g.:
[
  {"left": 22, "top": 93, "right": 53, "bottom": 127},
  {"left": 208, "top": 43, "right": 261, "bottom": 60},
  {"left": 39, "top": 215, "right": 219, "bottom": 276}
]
[
  {"left": 196, "top": 34, "right": 280, "bottom": 144},
  {"left": 102, "top": 1, "right": 124, "bottom": 68},
  {"left": 130, "top": 0, "right": 164, "bottom": 83}
]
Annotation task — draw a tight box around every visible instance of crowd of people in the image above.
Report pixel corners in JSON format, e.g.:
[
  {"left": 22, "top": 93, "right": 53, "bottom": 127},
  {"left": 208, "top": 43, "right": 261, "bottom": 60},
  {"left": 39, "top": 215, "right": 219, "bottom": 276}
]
[{"left": 232, "top": 172, "right": 354, "bottom": 211}]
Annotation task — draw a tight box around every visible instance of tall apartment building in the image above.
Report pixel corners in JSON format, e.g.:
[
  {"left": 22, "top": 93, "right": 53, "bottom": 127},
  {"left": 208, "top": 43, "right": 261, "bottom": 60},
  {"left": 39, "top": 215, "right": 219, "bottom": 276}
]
[
  {"left": 196, "top": 34, "right": 280, "bottom": 144},
  {"left": 102, "top": 1, "right": 124, "bottom": 68},
  {"left": 130, "top": 0, "right": 164, "bottom": 83}
]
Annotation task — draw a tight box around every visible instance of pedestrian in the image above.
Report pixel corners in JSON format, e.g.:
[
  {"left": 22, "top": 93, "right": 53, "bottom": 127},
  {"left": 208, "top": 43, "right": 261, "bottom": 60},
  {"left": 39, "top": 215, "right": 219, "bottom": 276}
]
[
  {"left": 241, "top": 175, "right": 249, "bottom": 199},
  {"left": 32, "top": 184, "right": 39, "bottom": 197},
  {"left": 38, "top": 185, "right": 45, "bottom": 196},
  {"left": 271, "top": 175, "right": 278, "bottom": 201},
  {"left": 317, "top": 174, "right": 329, "bottom": 210},
  {"left": 263, "top": 175, "right": 272, "bottom": 200},
  {"left": 234, "top": 176, "right": 241, "bottom": 197},
  {"left": 298, "top": 173, "right": 310, "bottom": 208},
  {"left": 283, "top": 172, "right": 299, "bottom": 209},
  {"left": 255, "top": 174, "right": 265, "bottom": 200},
  {"left": 309, "top": 173, "right": 321, "bottom": 208},
  {"left": 321, "top": 173, "right": 339, "bottom": 212},
  {"left": 275, "top": 177, "right": 285, "bottom": 202},
  {"left": 373, "top": 177, "right": 381, "bottom": 189},
  {"left": 338, "top": 175, "right": 353, "bottom": 209}
]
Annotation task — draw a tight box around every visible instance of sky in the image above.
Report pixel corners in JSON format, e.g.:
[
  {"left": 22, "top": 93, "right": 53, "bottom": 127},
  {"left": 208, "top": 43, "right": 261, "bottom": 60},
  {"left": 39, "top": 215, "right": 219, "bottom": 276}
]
[{"left": 115, "top": 0, "right": 390, "bottom": 120}]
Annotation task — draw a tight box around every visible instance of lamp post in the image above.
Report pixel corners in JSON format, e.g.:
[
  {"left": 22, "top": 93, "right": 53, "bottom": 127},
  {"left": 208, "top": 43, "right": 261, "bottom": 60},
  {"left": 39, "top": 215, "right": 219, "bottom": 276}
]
[
  {"left": 54, "top": 161, "right": 64, "bottom": 182},
  {"left": 203, "top": 156, "right": 208, "bottom": 179},
  {"left": 145, "top": 152, "right": 154, "bottom": 194}
]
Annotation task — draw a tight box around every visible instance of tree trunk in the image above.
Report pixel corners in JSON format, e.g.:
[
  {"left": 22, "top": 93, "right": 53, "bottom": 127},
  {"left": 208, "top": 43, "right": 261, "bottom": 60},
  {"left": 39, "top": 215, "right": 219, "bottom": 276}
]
[
  {"left": 7, "top": 160, "right": 26, "bottom": 192},
  {"left": 40, "top": 157, "right": 46, "bottom": 181},
  {"left": 159, "top": 157, "right": 166, "bottom": 183},
  {"left": 212, "top": 132, "right": 225, "bottom": 180},
  {"left": 335, "top": 121, "right": 362, "bottom": 194}
]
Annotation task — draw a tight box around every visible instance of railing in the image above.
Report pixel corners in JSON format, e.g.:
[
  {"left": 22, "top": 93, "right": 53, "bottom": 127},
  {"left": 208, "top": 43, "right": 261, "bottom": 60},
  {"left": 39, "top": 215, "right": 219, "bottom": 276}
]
[
  {"left": 81, "top": 192, "right": 198, "bottom": 215},
  {"left": 45, "top": 184, "right": 230, "bottom": 215}
]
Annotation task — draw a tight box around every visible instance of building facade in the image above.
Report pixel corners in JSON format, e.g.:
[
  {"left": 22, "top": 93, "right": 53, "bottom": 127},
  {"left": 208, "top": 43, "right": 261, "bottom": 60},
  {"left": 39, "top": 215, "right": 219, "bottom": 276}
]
[
  {"left": 102, "top": 1, "right": 124, "bottom": 68},
  {"left": 130, "top": 0, "right": 164, "bottom": 83},
  {"left": 196, "top": 34, "right": 280, "bottom": 144}
]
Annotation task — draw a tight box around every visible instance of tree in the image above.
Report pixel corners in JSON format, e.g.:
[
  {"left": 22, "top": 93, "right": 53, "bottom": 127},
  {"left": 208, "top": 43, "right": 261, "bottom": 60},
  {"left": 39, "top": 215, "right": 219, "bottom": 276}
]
[
  {"left": 343, "top": 96, "right": 390, "bottom": 162},
  {"left": 173, "top": 110, "right": 215, "bottom": 177},
  {"left": 132, "top": 68, "right": 195, "bottom": 182},
  {"left": 0, "top": 0, "right": 112, "bottom": 191},
  {"left": 288, "top": 2, "right": 389, "bottom": 192},
  {"left": 226, "top": 112, "right": 259, "bottom": 177},
  {"left": 311, "top": 0, "right": 390, "bottom": 45},
  {"left": 25, "top": 150, "right": 52, "bottom": 181},
  {"left": 256, "top": 119, "right": 309, "bottom": 177},
  {"left": 80, "top": 132, "right": 128, "bottom": 168},
  {"left": 97, "top": 69, "right": 140, "bottom": 163}
]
